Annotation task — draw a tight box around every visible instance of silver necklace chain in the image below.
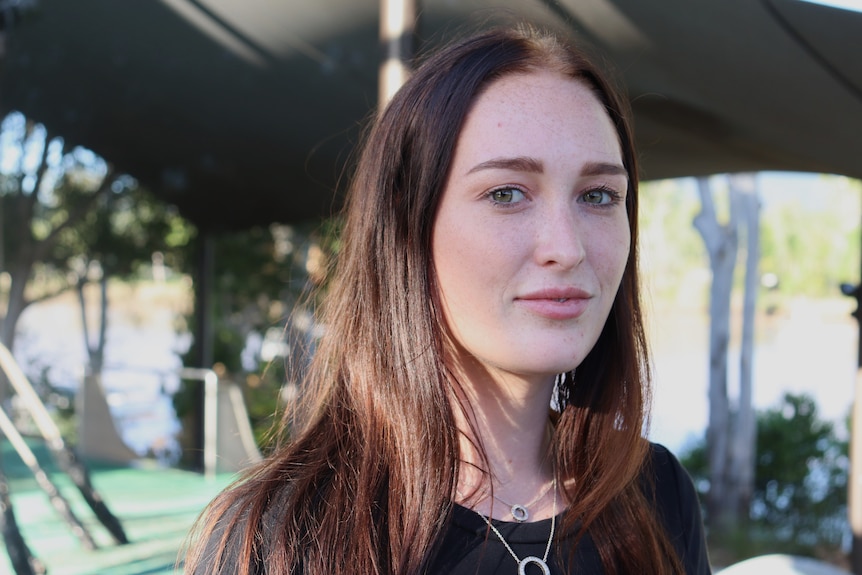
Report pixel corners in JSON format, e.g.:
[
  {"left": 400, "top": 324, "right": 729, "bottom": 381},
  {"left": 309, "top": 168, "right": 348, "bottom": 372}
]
[
  {"left": 459, "top": 477, "right": 556, "bottom": 523},
  {"left": 481, "top": 479, "right": 557, "bottom": 575},
  {"left": 492, "top": 479, "right": 555, "bottom": 522}
]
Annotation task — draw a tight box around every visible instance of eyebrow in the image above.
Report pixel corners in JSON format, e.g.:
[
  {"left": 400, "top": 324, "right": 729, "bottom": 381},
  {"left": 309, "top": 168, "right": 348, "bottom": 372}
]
[
  {"left": 581, "top": 162, "right": 628, "bottom": 178},
  {"left": 466, "top": 156, "right": 544, "bottom": 175},
  {"left": 465, "top": 156, "right": 628, "bottom": 178}
]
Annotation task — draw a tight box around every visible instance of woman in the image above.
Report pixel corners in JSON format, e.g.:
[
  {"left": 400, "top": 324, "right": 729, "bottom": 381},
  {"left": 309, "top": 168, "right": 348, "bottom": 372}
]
[{"left": 184, "top": 23, "right": 711, "bottom": 575}]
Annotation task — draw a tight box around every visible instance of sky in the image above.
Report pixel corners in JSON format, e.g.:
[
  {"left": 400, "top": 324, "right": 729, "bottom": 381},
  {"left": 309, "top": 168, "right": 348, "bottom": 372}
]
[{"left": 799, "top": 0, "right": 862, "bottom": 11}]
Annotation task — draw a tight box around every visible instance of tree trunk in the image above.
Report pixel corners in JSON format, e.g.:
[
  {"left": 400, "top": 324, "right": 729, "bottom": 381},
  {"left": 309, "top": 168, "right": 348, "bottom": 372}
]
[
  {"left": 0, "top": 193, "right": 5, "bottom": 273},
  {"left": 75, "top": 271, "right": 137, "bottom": 463},
  {"left": 0, "top": 465, "right": 45, "bottom": 575},
  {"left": 76, "top": 271, "right": 107, "bottom": 374},
  {"left": 694, "top": 176, "right": 739, "bottom": 532},
  {"left": 0, "top": 260, "right": 31, "bottom": 400},
  {"left": 729, "top": 173, "right": 759, "bottom": 521}
]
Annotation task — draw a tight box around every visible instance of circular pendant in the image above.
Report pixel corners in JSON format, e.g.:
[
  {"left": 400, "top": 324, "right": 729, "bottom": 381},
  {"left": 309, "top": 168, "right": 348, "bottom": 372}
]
[
  {"left": 510, "top": 504, "right": 529, "bottom": 522},
  {"left": 518, "top": 556, "right": 551, "bottom": 575}
]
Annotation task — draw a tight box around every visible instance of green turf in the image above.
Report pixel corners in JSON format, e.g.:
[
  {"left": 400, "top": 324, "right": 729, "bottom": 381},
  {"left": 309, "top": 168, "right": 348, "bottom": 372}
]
[{"left": 1, "top": 439, "right": 236, "bottom": 575}]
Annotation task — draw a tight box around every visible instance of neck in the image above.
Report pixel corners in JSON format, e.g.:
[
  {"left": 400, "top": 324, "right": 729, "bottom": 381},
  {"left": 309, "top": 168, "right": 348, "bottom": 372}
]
[{"left": 450, "top": 359, "right": 558, "bottom": 517}]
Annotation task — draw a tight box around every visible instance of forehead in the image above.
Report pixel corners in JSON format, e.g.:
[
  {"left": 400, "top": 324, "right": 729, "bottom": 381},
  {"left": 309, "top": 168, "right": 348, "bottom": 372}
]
[{"left": 452, "top": 70, "right": 622, "bottom": 168}]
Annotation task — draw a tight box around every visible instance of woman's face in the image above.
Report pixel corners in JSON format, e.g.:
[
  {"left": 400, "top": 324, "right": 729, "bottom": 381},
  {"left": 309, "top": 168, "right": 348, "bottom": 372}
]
[{"left": 432, "top": 70, "right": 630, "bottom": 384}]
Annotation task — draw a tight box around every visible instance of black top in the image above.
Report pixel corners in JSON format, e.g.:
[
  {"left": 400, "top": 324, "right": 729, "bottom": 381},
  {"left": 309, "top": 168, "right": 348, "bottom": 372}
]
[
  {"left": 428, "top": 443, "right": 711, "bottom": 574},
  {"left": 195, "top": 443, "right": 711, "bottom": 574}
]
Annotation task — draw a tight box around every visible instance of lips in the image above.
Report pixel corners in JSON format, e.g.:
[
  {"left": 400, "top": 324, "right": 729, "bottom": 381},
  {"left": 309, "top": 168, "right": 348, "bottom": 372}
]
[{"left": 514, "top": 287, "right": 592, "bottom": 320}]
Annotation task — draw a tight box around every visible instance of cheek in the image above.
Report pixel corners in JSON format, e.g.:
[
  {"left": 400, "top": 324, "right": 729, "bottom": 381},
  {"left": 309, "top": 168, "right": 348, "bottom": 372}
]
[
  {"left": 432, "top": 220, "right": 466, "bottom": 312},
  {"left": 591, "top": 222, "right": 631, "bottom": 288},
  {"left": 434, "top": 225, "right": 493, "bottom": 303},
  {"left": 432, "top": 213, "right": 516, "bottom": 330}
]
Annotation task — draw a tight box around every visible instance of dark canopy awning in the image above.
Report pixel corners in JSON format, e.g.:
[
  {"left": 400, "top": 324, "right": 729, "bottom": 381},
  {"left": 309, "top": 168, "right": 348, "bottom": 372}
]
[{"left": 2, "top": 0, "right": 860, "bottom": 231}]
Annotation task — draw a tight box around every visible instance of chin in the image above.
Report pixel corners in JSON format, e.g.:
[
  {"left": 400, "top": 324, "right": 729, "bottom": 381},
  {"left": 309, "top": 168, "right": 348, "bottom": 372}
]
[
  {"left": 505, "top": 355, "right": 587, "bottom": 379},
  {"left": 532, "top": 348, "right": 592, "bottom": 373}
]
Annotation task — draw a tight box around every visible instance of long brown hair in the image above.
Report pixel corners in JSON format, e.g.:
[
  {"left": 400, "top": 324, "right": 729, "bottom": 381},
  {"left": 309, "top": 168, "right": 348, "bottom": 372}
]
[{"left": 184, "top": 24, "right": 682, "bottom": 575}]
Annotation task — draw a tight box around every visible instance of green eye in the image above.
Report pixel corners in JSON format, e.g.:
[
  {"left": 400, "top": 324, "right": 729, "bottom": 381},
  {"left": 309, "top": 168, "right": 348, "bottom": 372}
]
[
  {"left": 583, "top": 190, "right": 607, "bottom": 204},
  {"left": 489, "top": 187, "right": 525, "bottom": 204},
  {"left": 582, "top": 187, "right": 621, "bottom": 205}
]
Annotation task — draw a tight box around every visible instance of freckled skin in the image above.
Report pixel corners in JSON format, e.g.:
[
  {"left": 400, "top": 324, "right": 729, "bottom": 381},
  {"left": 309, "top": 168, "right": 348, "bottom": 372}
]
[{"left": 432, "top": 71, "right": 631, "bottom": 389}]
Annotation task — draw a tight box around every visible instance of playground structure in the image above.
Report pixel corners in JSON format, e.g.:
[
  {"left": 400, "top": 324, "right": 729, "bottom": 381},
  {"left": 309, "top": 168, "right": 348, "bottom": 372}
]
[
  {"left": 0, "top": 342, "right": 261, "bottom": 572},
  {"left": 75, "top": 365, "right": 262, "bottom": 477}
]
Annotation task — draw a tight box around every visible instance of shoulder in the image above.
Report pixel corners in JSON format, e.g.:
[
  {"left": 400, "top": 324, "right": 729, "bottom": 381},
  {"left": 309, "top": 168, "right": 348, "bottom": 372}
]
[
  {"left": 642, "top": 442, "right": 697, "bottom": 535},
  {"left": 647, "top": 442, "right": 692, "bottom": 488},
  {"left": 644, "top": 442, "right": 713, "bottom": 574},
  {"left": 187, "top": 480, "right": 290, "bottom": 575},
  {"left": 648, "top": 443, "right": 701, "bottom": 517},
  {"left": 186, "top": 491, "right": 256, "bottom": 574}
]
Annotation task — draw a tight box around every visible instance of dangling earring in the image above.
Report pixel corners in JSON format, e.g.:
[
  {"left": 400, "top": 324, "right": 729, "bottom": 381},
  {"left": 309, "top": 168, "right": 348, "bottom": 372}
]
[{"left": 553, "top": 370, "right": 575, "bottom": 410}]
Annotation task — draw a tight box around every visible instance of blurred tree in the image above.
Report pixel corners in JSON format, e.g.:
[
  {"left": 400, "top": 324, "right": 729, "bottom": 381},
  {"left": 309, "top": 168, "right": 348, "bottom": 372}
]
[
  {"left": 680, "top": 393, "right": 849, "bottom": 563},
  {"left": 1, "top": 113, "right": 111, "bottom": 360},
  {"left": 759, "top": 176, "right": 861, "bottom": 298},
  {"left": 172, "top": 221, "right": 329, "bottom": 464},
  {"left": 0, "top": 111, "right": 191, "bottom": 372},
  {"left": 639, "top": 175, "right": 861, "bottom": 308},
  {"left": 0, "top": 110, "right": 193, "bottom": 572},
  {"left": 638, "top": 178, "right": 706, "bottom": 304},
  {"left": 52, "top": 176, "right": 191, "bottom": 378},
  {"left": 693, "top": 174, "right": 760, "bottom": 535},
  {"left": 752, "top": 394, "right": 848, "bottom": 554}
]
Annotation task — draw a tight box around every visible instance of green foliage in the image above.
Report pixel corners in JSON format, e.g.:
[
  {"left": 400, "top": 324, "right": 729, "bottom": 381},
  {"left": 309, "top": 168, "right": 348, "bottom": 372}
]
[
  {"left": 53, "top": 175, "right": 190, "bottom": 278},
  {"left": 1, "top": 110, "right": 194, "bottom": 313},
  {"left": 679, "top": 393, "right": 849, "bottom": 561},
  {"left": 245, "top": 357, "right": 286, "bottom": 452},
  {"left": 178, "top": 224, "right": 318, "bottom": 370},
  {"left": 639, "top": 179, "right": 707, "bottom": 305},
  {"left": 0, "top": 110, "right": 200, "bottom": 467},
  {"left": 173, "top": 222, "right": 328, "bottom": 455},
  {"left": 639, "top": 175, "right": 861, "bottom": 309},
  {"left": 752, "top": 394, "right": 848, "bottom": 550},
  {"left": 759, "top": 179, "right": 861, "bottom": 297}
]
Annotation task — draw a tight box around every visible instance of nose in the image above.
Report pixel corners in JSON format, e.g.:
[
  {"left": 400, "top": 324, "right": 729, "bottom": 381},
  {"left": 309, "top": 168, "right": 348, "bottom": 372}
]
[{"left": 533, "top": 202, "right": 586, "bottom": 270}]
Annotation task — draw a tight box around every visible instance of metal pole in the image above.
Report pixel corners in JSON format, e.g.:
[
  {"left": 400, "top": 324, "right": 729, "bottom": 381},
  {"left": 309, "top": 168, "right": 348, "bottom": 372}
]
[
  {"left": 842, "top": 198, "right": 862, "bottom": 574},
  {"left": 179, "top": 368, "right": 219, "bottom": 480},
  {"left": 189, "top": 232, "right": 215, "bottom": 472},
  {"left": 851, "top": 367, "right": 862, "bottom": 574},
  {"left": 378, "top": 0, "right": 417, "bottom": 110},
  {"left": 851, "top": 224, "right": 862, "bottom": 574}
]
